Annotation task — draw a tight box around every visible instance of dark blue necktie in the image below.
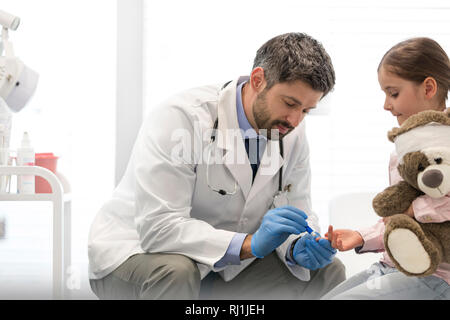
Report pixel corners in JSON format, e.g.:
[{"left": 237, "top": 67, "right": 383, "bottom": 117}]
[{"left": 244, "top": 137, "right": 260, "bottom": 183}]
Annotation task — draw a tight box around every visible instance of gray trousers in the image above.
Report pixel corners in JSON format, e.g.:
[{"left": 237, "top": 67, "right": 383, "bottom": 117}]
[{"left": 90, "top": 252, "right": 346, "bottom": 300}]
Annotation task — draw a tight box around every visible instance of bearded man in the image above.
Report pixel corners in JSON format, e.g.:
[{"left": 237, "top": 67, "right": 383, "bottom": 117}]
[{"left": 88, "top": 32, "right": 345, "bottom": 300}]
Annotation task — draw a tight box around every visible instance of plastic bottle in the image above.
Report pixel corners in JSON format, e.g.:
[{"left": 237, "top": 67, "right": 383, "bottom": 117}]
[{"left": 16, "top": 131, "right": 35, "bottom": 194}]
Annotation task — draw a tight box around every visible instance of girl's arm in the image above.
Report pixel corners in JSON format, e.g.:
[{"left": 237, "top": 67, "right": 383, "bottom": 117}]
[
  {"left": 325, "top": 222, "right": 385, "bottom": 253},
  {"left": 354, "top": 220, "right": 385, "bottom": 253}
]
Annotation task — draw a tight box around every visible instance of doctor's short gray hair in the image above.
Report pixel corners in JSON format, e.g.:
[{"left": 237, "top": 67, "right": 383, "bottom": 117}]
[{"left": 253, "top": 32, "right": 335, "bottom": 97}]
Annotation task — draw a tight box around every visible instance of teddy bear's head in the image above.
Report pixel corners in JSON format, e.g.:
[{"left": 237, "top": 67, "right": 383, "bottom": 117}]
[{"left": 388, "top": 110, "right": 450, "bottom": 198}]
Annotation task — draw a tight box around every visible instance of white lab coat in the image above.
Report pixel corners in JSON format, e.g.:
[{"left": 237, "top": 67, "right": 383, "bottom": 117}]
[{"left": 88, "top": 77, "right": 320, "bottom": 282}]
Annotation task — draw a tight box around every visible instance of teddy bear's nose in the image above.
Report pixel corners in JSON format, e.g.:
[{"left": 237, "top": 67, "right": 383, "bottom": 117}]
[{"left": 421, "top": 169, "right": 443, "bottom": 188}]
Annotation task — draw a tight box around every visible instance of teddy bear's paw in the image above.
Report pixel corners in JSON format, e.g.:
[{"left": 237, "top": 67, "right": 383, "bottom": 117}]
[{"left": 386, "top": 228, "right": 432, "bottom": 275}]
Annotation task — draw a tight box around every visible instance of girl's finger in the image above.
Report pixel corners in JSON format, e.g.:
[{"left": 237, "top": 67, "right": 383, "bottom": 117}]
[
  {"left": 331, "top": 232, "right": 338, "bottom": 249},
  {"left": 328, "top": 225, "right": 333, "bottom": 240},
  {"left": 326, "top": 225, "right": 334, "bottom": 242},
  {"left": 328, "top": 225, "right": 333, "bottom": 235},
  {"left": 337, "top": 239, "right": 344, "bottom": 251}
]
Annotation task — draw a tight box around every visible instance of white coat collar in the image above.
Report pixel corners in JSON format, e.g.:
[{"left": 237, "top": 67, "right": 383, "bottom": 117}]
[{"left": 216, "top": 76, "right": 288, "bottom": 201}]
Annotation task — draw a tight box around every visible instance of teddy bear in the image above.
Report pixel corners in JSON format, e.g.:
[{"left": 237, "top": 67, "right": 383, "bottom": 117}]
[{"left": 372, "top": 110, "right": 450, "bottom": 277}]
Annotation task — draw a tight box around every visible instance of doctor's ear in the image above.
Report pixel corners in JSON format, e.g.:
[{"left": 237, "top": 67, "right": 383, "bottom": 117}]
[{"left": 250, "top": 67, "right": 267, "bottom": 93}]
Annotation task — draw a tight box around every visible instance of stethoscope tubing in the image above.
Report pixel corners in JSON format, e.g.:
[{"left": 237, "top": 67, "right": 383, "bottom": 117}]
[{"left": 207, "top": 118, "right": 283, "bottom": 195}]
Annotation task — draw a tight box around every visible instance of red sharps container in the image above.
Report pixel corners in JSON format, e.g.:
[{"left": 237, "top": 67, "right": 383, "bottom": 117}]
[{"left": 35, "top": 153, "right": 59, "bottom": 193}]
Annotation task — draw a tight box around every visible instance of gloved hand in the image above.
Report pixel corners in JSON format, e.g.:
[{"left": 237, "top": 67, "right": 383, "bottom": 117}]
[
  {"left": 251, "top": 206, "right": 309, "bottom": 258},
  {"left": 292, "top": 233, "right": 336, "bottom": 270}
]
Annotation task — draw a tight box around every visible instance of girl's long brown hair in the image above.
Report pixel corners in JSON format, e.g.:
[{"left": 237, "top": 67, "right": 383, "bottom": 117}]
[{"left": 378, "top": 37, "right": 450, "bottom": 105}]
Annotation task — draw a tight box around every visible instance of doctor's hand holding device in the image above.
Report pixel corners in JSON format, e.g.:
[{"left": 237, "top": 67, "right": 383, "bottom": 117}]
[
  {"left": 251, "top": 205, "right": 334, "bottom": 267},
  {"left": 251, "top": 205, "right": 310, "bottom": 258}
]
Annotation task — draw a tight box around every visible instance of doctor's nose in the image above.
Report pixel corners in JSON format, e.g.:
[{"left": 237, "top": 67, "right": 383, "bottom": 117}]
[{"left": 286, "top": 110, "right": 304, "bottom": 128}]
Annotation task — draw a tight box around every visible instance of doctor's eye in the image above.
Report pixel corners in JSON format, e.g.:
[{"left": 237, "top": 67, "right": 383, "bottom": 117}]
[
  {"left": 418, "top": 164, "right": 425, "bottom": 172},
  {"left": 285, "top": 101, "right": 295, "bottom": 108},
  {"left": 435, "top": 158, "right": 442, "bottom": 164}
]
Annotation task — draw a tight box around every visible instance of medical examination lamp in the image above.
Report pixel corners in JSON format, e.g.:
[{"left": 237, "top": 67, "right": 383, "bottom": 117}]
[{"left": 0, "top": 9, "right": 39, "bottom": 113}]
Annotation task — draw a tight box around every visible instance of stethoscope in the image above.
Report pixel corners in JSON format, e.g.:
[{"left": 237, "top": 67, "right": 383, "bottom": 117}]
[
  {"left": 206, "top": 117, "right": 285, "bottom": 199},
  {"left": 205, "top": 80, "right": 289, "bottom": 208}
]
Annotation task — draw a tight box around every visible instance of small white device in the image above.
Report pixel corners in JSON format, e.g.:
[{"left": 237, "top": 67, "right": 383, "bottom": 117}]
[{"left": 0, "top": 9, "right": 39, "bottom": 113}]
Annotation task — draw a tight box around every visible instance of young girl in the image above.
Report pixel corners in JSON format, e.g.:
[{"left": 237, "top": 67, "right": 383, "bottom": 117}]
[{"left": 322, "top": 37, "right": 450, "bottom": 300}]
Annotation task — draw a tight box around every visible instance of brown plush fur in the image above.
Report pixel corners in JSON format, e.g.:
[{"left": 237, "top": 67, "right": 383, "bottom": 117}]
[
  {"left": 422, "top": 221, "right": 450, "bottom": 265},
  {"left": 383, "top": 214, "right": 450, "bottom": 277},
  {"left": 388, "top": 110, "right": 450, "bottom": 142},
  {"left": 373, "top": 181, "right": 423, "bottom": 217},
  {"left": 397, "top": 152, "right": 430, "bottom": 189}
]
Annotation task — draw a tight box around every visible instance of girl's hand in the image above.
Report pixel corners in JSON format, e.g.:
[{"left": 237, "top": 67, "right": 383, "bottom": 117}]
[{"left": 324, "top": 225, "right": 364, "bottom": 251}]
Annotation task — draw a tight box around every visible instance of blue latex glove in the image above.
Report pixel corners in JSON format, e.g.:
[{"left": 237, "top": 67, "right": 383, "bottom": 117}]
[
  {"left": 251, "top": 206, "right": 309, "bottom": 258},
  {"left": 292, "top": 233, "right": 336, "bottom": 270}
]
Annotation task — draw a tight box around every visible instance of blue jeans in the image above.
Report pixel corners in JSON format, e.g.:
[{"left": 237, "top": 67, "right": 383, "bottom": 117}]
[{"left": 321, "top": 262, "right": 450, "bottom": 300}]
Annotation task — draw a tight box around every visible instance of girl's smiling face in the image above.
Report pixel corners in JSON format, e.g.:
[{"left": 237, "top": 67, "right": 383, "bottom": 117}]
[{"left": 378, "top": 65, "right": 430, "bottom": 125}]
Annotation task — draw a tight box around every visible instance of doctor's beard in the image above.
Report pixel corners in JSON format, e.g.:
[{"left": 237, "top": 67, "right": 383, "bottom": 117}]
[{"left": 252, "top": 90, "right": 294, "bottom": 140}]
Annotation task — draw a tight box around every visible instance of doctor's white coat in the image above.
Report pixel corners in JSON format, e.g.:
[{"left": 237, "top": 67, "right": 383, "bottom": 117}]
[{"left": 88, "top": 77, "right": 320, "bottom": 282}]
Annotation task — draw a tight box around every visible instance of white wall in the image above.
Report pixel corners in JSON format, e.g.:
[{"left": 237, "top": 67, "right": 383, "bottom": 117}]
[{"left": 115, "top": 0, "right": 143, "bottom": 186}]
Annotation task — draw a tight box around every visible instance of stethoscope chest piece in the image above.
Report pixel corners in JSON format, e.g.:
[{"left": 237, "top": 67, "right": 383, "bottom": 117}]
[{"left": 271, "top": 190, "right": 289, "bottom": 209}]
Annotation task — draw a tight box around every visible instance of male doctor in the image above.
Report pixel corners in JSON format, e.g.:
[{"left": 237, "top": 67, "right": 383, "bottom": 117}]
[{"left": 88, "top": 32, "right": 345, "bottom": 300}]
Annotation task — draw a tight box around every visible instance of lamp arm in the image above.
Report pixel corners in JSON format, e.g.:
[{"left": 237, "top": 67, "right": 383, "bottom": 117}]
[{"left": 1, "top": 27, "right": 14, "bottom": 57}]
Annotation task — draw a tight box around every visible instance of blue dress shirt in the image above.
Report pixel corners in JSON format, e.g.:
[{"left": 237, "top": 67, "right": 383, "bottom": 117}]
[
  {"left": 214, "top": 80, "right": 268, "bottom": 268},
  {"left": 213, "top": 80, "right": 298, "bottom": 268}
]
